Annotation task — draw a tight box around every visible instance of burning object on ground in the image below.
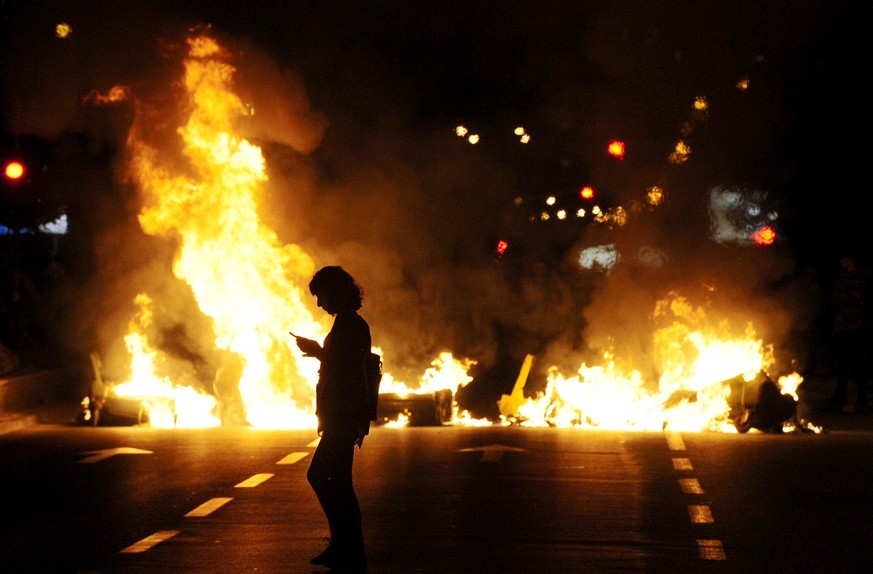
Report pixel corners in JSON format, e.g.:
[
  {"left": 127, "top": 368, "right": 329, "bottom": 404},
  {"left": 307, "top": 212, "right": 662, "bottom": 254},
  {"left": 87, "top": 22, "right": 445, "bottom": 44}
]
[
  {"left": 724, "top": 370, "right": 798, "bottom": 433},
  {"left": 375, "top": 389, "right": 454, "bottom": 426},
  {"left": 661, "top": 370, "right": 802, "bottom": 433},
  {"left": 497, "top": 354, "right": 535, "bottom": 424},
  {"left": 76, "top": 353, "right": 149, "bottom": 427}
]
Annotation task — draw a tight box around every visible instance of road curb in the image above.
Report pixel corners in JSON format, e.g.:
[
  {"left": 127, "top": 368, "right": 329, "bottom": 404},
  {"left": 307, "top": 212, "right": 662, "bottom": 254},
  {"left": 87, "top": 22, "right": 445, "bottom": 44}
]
[
  {"left": 0, "top": 367, "right": 85, "bottom": 435},
  {"left": 0, "top": 412, "right": 39, "bottom": 435}
]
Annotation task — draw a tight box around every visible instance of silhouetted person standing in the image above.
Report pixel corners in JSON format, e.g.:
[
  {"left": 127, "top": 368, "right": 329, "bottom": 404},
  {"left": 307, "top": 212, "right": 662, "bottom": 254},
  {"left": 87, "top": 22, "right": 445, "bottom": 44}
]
[
  {"left": 829, "top": 253, "right": 872, "bottom": 413},
  {"left": 293, "top": 266, "right": 371, "bottom": 571}
]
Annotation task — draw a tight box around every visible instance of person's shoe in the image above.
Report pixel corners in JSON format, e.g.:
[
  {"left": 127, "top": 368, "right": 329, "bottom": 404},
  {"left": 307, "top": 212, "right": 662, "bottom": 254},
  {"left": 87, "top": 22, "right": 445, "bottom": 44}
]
[
  {"left": 325, "top": 552, "right": 367, "bottom": 572},
  {"left": 311, "top": 543, "right": 336, "bottom": 566}
]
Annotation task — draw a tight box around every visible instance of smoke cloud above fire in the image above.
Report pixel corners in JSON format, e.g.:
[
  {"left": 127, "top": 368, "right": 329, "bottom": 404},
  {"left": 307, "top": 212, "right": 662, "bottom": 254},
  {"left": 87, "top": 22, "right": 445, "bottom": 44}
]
[{"left": 1, "top": 1, "right": 857, "bottom": 415}]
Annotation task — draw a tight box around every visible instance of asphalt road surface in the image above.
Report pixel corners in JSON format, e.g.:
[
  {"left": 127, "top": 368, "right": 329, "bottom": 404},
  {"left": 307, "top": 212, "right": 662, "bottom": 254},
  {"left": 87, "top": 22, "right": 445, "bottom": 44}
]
[{"left": 1, "top": 423, "right": 871, "bottom": 573}]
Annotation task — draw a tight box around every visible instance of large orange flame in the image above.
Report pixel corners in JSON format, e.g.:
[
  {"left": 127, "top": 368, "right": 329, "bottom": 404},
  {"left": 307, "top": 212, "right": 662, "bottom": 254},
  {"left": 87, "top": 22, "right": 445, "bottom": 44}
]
[
  {"left": 100, "top": 31, "right": 806, "bottom": 433},
  {"left": 102, "top": 31, "right": 478, "bottom": 429},
  {"left": 502, "top": 293, "right": 812, "bottom": 433}
]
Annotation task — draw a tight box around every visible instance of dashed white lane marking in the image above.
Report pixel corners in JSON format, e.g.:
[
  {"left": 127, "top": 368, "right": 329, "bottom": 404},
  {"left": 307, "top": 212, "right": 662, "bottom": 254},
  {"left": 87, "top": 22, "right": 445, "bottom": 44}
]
[
  {"left": 307, "top": 437, "right": 320, "bottom": 447},
  {"left": 119, "top": 447, "right": 308, "bottom": 556},
  {"left": 119, "top": 530, "right": 179, "bottom": 553},
  {"left": 679, "top": 478, "right": 704, "bottom": 494},
  {"left": 688, "top": 504, "right": 715, "bottom": 524},
  {"left": 277, "top": 452, "right": 309, "bottom": 465},
  {"left": 78, "top": 447, "right": 153, "bottom": 464},
  {"left": 697, "top": 539, "right": 727, "bottom": 560},
  {"left": 185, "top": 497, "right": 233, "bottom": 517},
  {"left": 666, "top": 432, "right": 686, "bottom": 451},
  {"left": 235, "top": 473, "right": 274, "bottom": 488},
  {"left": 665, "top": 434, "right": 727, "bottom": 561}
]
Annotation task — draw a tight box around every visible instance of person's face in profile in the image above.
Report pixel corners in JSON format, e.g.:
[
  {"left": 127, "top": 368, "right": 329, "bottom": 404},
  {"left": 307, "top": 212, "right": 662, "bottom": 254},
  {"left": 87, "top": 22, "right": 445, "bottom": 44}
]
[{"left": 316, "top": 290, "right": 339, "bottom": 315}]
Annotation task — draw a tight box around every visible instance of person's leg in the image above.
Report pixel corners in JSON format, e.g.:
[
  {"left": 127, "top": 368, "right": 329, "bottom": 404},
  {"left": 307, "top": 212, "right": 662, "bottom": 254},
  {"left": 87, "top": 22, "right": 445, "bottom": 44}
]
[
  {"left": 307, "top": 432, "right": 344, "bottom": 561},
  {"left": 307, "top": 429, "right": 366, "bottom": 567},
  {"left": 323, "top": 430, "right": 365, "bottom": 565}
]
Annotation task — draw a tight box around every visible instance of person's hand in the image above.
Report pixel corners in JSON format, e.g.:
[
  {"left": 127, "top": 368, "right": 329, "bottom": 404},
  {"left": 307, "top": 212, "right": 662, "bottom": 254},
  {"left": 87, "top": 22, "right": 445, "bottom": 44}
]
[
  {"left": 290, "top": 332, "right": 322, "bottom": 358},
  {"left": 354, "top": 423, "right": 369, "bottom": 448}
]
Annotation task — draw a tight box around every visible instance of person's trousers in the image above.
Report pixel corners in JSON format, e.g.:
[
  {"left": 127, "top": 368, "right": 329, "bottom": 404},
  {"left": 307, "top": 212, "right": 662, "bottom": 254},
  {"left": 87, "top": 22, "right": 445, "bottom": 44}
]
[{"left": 307, "top": 427, "right": 365, "bottom": 555}]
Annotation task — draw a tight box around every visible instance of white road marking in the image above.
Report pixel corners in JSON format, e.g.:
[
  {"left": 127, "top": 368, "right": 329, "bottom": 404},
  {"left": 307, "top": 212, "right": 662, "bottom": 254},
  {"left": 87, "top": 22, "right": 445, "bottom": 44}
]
[
  {"left": 679, "top": 478, "right": 704, "bottom": 494},
  {"left": 235, "top": 473, "right": 274, "bottom": 487},
  {"left": 119, "top": 530, "right": 179, "bottom": 553},
  {"left": 78, "top": 447, "right": 153, "bottom": 464},
  {"left": 697, "top": 539, "right": 727, "bottom": 560},
  {"left": 665, "top": 432, "right": 686, "bottom": 451},
  {"left": 666, "top": 434, "right": 725, "bottom": 562},
  {"left": 185, "top": 497, "right": 232, "bottom": 517},
  {"left": 307, "top": 437, "right": 320, "bottom": 447},
  {"left": 688, "top": 504, "right": 714, "bottom": 523},
  {"left": 278, "top": 452, "right": 309, "bottom": 465}
]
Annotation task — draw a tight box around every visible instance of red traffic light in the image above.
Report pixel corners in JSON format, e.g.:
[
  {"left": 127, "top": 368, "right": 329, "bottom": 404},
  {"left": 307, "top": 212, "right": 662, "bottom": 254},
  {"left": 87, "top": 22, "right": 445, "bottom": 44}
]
[
  {"left": 495, "top": 239, "right": 509, "bottom": 258},
  {"left": 4, "top": 160, "right": 25, "bottom": 181},
  {"left": 751, "top": 225, "right": 777, "bottom": 246},
  {"left": 607, "top": 139, "right": 625, "bottom": 160}
]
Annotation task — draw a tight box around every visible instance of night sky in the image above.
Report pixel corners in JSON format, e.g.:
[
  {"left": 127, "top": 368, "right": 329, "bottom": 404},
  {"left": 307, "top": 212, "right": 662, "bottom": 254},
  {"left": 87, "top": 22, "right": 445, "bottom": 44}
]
[{"left": 1, "top": 1, "right": 870, "bottom": 406}]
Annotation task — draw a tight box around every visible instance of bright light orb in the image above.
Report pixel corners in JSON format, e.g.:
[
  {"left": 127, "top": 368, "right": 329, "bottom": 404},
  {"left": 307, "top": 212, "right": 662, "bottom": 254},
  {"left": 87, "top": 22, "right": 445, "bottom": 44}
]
[
  {"left": 607, "top": 139, "right": 625, "bottom": 159},
  {"left": 4, "top": 161, "right": 24, "bottom": 180},
  {"left": 55, "top": 22, "right": 72, "bottom": 38}
]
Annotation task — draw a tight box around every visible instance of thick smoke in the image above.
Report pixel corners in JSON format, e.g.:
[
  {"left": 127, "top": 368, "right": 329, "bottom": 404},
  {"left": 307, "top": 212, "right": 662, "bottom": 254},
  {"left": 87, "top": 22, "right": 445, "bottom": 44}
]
[{"left": 0, "top": 1, "right": 843, "bottom": 413}]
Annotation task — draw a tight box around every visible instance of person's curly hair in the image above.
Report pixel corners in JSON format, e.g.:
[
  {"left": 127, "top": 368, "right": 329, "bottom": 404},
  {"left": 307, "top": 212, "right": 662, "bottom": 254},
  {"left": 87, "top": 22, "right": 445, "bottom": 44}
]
[{"left": 308, "top": 266, "right": 364, "bottom": 311}]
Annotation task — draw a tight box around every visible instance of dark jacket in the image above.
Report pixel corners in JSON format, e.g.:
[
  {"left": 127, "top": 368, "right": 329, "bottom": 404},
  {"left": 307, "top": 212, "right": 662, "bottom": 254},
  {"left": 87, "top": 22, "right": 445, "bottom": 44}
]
[{"left": 315, "top": 311, "right": 372, "bottom": 429}]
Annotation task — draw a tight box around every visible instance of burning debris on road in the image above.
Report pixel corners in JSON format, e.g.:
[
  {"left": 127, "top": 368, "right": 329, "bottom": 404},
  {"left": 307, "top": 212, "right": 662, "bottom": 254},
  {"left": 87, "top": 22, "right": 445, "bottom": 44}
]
[{"left": 9, "top": 23, "right": 826, "bottom": 436}]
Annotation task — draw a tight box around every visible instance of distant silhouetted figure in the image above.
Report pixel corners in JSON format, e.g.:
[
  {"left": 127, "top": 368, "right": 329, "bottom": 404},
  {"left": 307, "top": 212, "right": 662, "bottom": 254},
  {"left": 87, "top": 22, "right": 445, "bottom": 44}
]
[
  {"left": 829, "top": 253, "right": 872, "bottom": 413},
  {"left": 292, "top": 266, "right": 371, "bottom": 571}
]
